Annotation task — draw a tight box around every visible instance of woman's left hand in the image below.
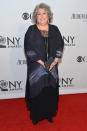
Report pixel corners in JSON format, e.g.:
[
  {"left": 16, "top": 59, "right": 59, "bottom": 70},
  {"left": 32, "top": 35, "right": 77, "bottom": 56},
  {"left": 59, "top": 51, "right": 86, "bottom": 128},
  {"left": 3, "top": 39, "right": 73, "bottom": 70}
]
[
  {"left": 49, "top": 58, "right": 60, "bottom": 71},
  {"left": 49, "top": 62, "right": 56, "bottom": 71}
]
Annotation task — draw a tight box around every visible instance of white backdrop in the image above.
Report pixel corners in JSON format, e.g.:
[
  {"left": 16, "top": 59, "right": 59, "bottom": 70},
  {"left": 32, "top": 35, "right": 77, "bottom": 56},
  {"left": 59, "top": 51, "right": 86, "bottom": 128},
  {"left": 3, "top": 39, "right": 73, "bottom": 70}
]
[{"left": 0, "top": 0, "right": 87, "bottom": 99}]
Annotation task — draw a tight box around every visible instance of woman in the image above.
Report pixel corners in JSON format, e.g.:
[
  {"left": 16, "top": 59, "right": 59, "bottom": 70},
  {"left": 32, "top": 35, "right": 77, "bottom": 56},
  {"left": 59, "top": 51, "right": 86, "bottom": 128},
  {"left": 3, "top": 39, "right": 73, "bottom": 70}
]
[{"left": 24, "top": 3, "right": 64, "bottom": 125}]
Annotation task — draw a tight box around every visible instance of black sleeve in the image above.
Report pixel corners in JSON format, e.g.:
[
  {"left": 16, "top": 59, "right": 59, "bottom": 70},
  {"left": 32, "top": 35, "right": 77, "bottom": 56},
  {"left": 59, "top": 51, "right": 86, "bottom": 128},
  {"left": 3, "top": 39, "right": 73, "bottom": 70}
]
[
  {"left": 55, "top": 26, "right": 64, "bottom": 58},
  {"left": 24, "top": 26, "right": 40, "bottom": 62}
]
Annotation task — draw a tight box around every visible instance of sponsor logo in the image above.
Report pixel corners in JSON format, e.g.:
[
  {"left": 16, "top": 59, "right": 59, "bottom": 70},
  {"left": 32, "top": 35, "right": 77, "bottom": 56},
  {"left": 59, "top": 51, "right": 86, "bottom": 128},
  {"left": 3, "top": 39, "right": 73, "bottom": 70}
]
[
  {"left": 0, "top": 80, "right": 8, "bottom": 91},
  {"left": 22, "top": 12, "right": 32, "bottom": 20},
  {"left": 0, "top": 80, "right": 22, "bottom": 92},
  {"left": 0, "top": 36, "right": 21, "bottom": 48},
  {"left": 0, "top": 36, "right": 6, "bottom": 48},
  {"left": 71, "top": 13, "right": 87, "bottom": 20},
  {"left": 17, "top": 59, "right": 27, "bottom": 65},
  {"left": 71, "top": 13, "right": 87, "bottom": 22},
  {"left": 59, "top": 77, "right": 74, "bottom": 87},
  {"left": 77, "top": 56, "right": 87, "bottom": 63},
  {"left": 63, "top": 35, "right": 75, "bottom": 46}
]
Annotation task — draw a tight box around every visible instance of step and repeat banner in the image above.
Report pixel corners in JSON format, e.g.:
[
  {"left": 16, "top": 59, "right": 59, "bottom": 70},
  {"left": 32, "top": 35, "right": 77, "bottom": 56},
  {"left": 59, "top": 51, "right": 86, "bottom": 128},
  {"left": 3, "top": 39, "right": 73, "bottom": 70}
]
[{"left": 0, "top": 0, "right": 87, "bottom": 99}]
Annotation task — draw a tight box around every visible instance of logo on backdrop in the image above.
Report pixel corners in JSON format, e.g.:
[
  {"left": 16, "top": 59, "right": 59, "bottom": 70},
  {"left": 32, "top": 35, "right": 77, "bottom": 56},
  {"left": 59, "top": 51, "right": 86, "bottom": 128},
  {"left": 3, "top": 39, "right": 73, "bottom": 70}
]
[
  {"left": 62, "top": 35, "right": 76, "bottom": 46},
  {"left": 0, "top": 36, "right": 6, "bottom": 48},
  {"left": 0, "top": 36, "right": 21, "bottom": 48},
  {"left": 77, "top": 56, "right": 87, "bottom": 63},
  {"left": 17, "top": 59, "right": 27, "bottom": 65},
  {"left": 59, "top": 77, "right": 74, "bottom": 88},
  {"left": 0, "top": 80, "right": 22, "bottom": 92},
  {"left": 71, "top": 13, "right": 87, "bottom": 22},
  {"left": 22, "top": 12, "right": 32, "bottom": 20}
]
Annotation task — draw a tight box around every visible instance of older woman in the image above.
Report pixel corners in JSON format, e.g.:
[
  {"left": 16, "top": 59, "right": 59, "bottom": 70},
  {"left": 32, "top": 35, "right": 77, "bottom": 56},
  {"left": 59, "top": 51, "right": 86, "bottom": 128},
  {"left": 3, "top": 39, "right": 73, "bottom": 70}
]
[{"left": 24, "top": 3, "right": 64, "bottom": 124}]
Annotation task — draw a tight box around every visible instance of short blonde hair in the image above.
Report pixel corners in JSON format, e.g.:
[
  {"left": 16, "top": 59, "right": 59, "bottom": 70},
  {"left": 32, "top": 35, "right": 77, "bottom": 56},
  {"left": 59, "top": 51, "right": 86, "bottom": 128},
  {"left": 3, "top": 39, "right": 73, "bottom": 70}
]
[{"left": 32, "top": 3, "right": 53, "bottom": 24}]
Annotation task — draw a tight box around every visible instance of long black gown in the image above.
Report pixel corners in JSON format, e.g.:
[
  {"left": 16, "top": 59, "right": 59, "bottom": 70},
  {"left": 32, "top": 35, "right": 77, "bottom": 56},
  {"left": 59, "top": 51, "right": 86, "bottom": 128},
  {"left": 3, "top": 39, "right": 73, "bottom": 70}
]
[{"left": 24, "top": 24, "right": 64, "bottom": 122}]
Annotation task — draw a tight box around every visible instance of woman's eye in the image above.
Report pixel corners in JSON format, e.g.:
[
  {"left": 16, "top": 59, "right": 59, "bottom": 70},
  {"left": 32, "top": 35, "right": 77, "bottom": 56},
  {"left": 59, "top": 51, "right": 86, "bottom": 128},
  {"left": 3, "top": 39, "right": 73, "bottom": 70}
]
[{"left": 37, "top": 13, "right": 47, "bottom": 16}]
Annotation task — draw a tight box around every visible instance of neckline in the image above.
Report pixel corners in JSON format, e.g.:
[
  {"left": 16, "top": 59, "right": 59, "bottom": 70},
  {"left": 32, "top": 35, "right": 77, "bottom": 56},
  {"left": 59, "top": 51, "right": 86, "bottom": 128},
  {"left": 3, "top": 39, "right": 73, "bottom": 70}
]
[
  {"left": 35, "top": 24, "right": 50, "bottom": 38},
  {"left": 36, "top": 24, "right": 49, "bottom": 32},
  {"left": 40, "top": 30, "right": 48, "bottom": 32}
]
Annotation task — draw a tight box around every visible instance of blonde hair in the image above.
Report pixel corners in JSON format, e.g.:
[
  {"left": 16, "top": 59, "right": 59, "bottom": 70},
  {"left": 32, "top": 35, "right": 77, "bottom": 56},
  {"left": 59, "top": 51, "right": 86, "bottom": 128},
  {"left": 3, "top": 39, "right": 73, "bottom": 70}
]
[{"left": 32, "top": 3, "right": 53, "bottom": 24}]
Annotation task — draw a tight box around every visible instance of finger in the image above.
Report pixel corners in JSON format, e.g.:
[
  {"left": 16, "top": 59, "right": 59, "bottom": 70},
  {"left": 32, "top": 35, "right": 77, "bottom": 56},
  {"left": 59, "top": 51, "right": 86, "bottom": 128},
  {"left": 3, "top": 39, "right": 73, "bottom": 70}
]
[
  {"left": 51, "top": 62, "right": 55, "bottom": 67},
  {"left": 42, "top": 64, "right": 45, "bottom": 68},
  {"left": 49, "top": 66, "right": 53, "bottom": 71},
  {"left": 49, "top": 63, "right": 55, "bottom": 71},
  {"left": 43, "top": 65, "right": 45, "bottom": 68}
]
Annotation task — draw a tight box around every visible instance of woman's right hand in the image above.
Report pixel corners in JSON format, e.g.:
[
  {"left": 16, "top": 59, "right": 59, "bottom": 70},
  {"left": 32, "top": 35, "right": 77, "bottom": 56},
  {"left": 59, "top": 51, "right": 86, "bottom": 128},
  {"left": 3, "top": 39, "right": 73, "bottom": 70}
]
[{"left": 37, "top": 60, "right": 45, "bottom": 68}]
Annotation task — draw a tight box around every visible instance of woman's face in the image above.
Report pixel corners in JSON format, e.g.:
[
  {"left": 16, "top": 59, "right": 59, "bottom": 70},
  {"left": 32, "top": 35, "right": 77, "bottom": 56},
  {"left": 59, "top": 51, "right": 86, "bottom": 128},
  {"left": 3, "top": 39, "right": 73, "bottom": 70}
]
[{"left": 37, "top": 8, "right": 49, "bottom": 26}]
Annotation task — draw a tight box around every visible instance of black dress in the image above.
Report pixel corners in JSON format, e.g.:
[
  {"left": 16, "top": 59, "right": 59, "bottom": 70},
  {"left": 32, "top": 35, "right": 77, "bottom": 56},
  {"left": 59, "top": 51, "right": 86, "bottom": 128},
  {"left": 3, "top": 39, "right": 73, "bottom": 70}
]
[{"left": 24, "top": 24, "right": 64, "bottom": 122}]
